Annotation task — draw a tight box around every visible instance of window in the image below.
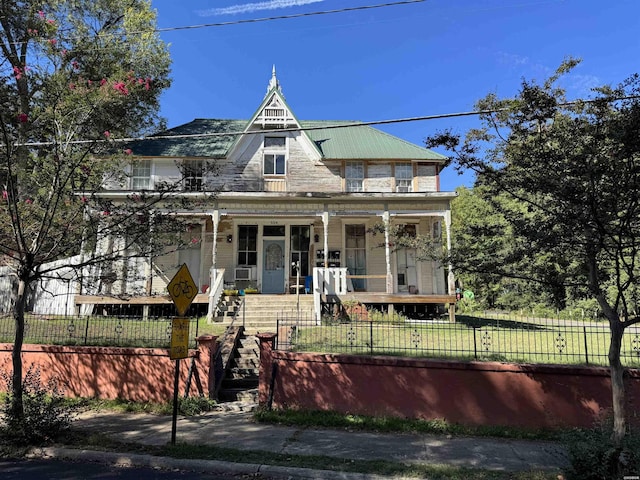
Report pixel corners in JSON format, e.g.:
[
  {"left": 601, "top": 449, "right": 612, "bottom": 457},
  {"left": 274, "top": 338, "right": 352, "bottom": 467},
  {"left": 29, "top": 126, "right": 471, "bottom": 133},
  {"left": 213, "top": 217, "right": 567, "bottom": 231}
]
[
  {"left": 345, "top": 161, "right": 364, "bottom": 192},
  {"left": 264, "top": 137, "right": 285, "bottom": 148},
  {"left": 131, "top": 160, "right": 151, "bottom": 190},
  {"left": 395, "top": 163, "right": 413, "bottom": 192},
  {"left": 290, "top": 226, "right": 310, "bottom": 276},
  {"left": 263, "top": 225, "right": 285, "bottom": 237},
  {"left": 184, "top": 160, "right": 204, "bottom": 191},
  {"left": 237, "top": 225, "right": 258, "bottom": 266},
  {"left": 263, "top": 137, "right": 286, "bottom": 176}
]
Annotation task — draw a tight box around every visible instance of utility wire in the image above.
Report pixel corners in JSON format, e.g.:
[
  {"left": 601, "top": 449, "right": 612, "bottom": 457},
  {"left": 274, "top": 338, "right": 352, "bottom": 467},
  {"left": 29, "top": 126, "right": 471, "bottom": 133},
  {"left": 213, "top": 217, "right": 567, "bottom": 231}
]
[
  {"left": 17, "top": 95, "right": 640, "bottom": 147},
  {"left": 0, "top": 0, "right": 426, "bottom": 49},
  {"left": 152, "top": 0, "right": 426, "bottom": 34}
]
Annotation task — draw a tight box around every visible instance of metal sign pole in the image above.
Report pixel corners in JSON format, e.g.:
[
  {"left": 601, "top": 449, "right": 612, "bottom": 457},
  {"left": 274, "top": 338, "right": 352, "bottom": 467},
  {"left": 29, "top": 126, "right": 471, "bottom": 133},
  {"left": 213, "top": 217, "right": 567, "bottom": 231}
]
[{"left": 171, "top": 358, "right": 180, "bottom": 445}]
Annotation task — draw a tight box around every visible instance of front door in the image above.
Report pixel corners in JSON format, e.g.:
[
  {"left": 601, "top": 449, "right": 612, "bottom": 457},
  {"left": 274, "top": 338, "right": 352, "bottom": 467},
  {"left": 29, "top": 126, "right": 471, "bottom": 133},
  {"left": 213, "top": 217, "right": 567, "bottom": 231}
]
[{"left": 262, "top": 239, "right": 285, "bottom": 293}]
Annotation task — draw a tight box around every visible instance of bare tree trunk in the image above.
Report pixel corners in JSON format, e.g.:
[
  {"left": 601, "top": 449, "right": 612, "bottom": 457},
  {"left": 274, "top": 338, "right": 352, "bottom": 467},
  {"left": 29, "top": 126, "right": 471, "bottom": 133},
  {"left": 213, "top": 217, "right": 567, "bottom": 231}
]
[
  {"left": 608, "top": 318, "right": 626, "bottom": 446},
  {"left": 10, "top": 277, "right": 27, "bottom": 421}
]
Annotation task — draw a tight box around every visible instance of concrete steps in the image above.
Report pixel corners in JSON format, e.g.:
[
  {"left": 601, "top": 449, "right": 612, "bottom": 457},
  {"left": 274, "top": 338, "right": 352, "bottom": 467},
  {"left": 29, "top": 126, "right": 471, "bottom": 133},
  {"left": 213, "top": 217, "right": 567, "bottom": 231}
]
[
  {"left": 213, "top": 294, "right": 315, "bottom": 333},
  {"left": 218, "top": 334, "right": 260, "bottom": 403}
]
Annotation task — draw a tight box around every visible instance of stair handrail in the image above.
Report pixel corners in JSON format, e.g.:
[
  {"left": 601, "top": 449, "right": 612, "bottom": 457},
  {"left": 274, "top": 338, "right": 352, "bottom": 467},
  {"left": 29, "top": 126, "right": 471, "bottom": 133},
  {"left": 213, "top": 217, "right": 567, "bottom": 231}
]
[{"left": 206, "top": 267, "right": 226, "bottom": 322}]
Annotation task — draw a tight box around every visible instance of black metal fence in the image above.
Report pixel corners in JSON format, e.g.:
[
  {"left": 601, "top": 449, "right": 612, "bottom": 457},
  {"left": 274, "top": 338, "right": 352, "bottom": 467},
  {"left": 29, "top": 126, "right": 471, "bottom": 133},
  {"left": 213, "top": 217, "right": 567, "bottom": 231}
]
[
  {"left": 0, "top": 313, "right": 200, "bottom": 349},
  {"left": 276, "top": 312, "right": 640, "bottom": 367}
]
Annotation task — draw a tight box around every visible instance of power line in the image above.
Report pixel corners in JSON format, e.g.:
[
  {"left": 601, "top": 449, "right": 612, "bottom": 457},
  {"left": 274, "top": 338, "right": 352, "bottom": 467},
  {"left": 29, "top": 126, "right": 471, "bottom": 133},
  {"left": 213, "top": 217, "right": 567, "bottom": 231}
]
[
  {"left": 1, "top": 1, "right": 426, "bottom": 49},
  {"left": 16, "top": 110, "right": 489, "bottom": 147},
  {"left": 151, "top": 0, "right": 426, "bottom": 34},
  {"left": 17, "top": 95, "right": 640, "bottom": 147}
]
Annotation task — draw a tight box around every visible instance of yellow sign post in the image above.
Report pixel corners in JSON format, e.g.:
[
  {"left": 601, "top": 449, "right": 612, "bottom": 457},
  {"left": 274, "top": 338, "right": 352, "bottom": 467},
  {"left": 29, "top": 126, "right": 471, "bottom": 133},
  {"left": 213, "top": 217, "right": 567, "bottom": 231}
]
[
  {"left": 169, "top": 317, "right": 190, "bottom": 360},
  {"left": 166, "top": 264, "right": 198, "bottom": 445}
]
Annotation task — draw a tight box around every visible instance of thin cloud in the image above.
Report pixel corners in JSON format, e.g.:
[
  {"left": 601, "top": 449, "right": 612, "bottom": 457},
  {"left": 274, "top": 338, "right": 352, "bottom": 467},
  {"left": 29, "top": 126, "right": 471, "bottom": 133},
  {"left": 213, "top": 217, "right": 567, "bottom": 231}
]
[{"left": 198, "top": 0, "right": 325, "bottom": 17}]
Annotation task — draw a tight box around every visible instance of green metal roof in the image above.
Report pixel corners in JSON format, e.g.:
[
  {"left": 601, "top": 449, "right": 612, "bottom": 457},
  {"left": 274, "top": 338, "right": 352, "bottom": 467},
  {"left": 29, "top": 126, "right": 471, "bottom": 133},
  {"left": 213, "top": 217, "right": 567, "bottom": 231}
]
[
  {"left": 128, "top": 119, "right": 246, "bottom": 158},
  {"left": 301, "top": 121, "right": 446, "bottom": 161},
  {"left": 128, "top": 118, "right": 446, "bottom": 162}
]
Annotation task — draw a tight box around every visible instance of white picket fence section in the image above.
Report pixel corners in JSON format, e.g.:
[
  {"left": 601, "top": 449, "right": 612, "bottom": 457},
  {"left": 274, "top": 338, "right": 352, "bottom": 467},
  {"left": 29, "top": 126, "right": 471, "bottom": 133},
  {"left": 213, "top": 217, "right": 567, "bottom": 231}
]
[{"left": 0, "top": 255, "right": 82, "bottom": 316}]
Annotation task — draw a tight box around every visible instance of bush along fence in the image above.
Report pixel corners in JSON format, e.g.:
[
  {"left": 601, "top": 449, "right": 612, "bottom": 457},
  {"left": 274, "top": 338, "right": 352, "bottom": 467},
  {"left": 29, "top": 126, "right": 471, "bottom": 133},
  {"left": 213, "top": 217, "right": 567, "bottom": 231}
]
[
  {"left": 276, "top": 310, "right": 640, "bottom": 367},
  {"left": 0, "top": 313, "right": 200, "bottom": 349}
]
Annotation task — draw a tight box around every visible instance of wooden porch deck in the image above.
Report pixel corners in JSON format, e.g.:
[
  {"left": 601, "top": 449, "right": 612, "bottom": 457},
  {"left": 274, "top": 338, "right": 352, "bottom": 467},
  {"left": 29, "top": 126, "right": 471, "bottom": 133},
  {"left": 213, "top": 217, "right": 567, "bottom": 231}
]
[
  {"left": 326, "top": 293, "right": 456, "bottom": 304},
  {"left": 75, "top": 294, "right": 210, "bottom": 305},
  {"left": 322, "top": 293, "right": 457, "bottom": 322}
]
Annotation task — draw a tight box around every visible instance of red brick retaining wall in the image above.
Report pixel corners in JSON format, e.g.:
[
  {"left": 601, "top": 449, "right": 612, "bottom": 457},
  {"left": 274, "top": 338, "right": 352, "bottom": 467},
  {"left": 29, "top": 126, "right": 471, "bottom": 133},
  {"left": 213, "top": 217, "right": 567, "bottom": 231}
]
[
  {"left": 0, "top": 335, "right": 218, "bottom": 403},
  {"left": 259, "top": 342, "right": 640, "bottom": 429}
]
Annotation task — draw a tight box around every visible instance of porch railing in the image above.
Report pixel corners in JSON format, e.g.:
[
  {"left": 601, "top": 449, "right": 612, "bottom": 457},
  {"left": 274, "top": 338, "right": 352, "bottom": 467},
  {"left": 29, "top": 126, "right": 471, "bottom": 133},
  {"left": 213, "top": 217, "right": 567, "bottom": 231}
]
[{"left": 207, "top": 267, "right": 225, "bottom": 321}]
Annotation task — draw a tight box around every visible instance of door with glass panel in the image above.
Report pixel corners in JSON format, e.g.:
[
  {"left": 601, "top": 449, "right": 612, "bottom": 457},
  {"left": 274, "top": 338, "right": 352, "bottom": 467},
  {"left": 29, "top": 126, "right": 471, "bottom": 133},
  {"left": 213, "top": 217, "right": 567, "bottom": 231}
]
[
  {"left": 345, "top": 224, "right": 366, "bottom": 291},
  {"left": 262, "top": 240, "right": 285, "bottom": 293}
]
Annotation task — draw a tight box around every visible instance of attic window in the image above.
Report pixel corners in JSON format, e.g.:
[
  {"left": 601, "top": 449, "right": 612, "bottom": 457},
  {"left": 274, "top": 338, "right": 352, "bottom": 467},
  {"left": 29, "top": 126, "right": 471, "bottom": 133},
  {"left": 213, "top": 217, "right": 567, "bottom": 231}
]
[
  {"left": 263, "top": 137, "right": 286, "bottom": 176},
  {"left": 264, "top": 137, "right": 286, "bottom": 148}
]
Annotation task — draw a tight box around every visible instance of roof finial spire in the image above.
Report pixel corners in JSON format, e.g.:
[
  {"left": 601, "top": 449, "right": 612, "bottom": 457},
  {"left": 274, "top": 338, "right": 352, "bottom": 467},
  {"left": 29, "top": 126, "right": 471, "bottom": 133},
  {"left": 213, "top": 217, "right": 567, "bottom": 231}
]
[{"left": 266, "top": 64, "right": 282, "bottom": 95}]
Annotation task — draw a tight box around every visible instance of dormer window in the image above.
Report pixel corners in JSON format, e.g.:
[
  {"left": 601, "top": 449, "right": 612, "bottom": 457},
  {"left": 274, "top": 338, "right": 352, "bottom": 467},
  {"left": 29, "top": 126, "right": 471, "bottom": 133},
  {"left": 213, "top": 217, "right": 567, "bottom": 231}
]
[
  {"left": 263, "top": 137, "right": 286, "bottom": 176},
  {"left": 131, "top": 159, "right": 151, "bottom": 190},
  {"left": 395, "top": 163, "right": 413, "bottom": 192},
  {"left": 184, "top": 160, "right": 204, "bottom": 191},
  {"left": 345, "top": 161, "right": 364, "bottom": 192}
]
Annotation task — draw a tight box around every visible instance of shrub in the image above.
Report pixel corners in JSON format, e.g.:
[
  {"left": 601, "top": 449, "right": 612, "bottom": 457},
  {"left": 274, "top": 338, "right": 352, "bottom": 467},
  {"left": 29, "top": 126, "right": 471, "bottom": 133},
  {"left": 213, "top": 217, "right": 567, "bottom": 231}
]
[
  {"left": 178, "top": 395, "right": 218, "bottom": 416},
  {"left": 368, "top": 309, "right": 407, "bottom": 324},
  {"left": 563, "top": 425, "right": 640, "bottom": 480},
  {"left": 0, "top": 363, "right": 78, "bottom": 445}
]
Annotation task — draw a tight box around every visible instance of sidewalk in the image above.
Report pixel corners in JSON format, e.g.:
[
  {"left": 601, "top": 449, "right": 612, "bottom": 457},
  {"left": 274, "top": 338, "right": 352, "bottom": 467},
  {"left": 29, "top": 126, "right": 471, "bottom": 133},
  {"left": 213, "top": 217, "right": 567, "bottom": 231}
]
[{"left": 36, "top": 409, "right": 570, "bottom": 479}]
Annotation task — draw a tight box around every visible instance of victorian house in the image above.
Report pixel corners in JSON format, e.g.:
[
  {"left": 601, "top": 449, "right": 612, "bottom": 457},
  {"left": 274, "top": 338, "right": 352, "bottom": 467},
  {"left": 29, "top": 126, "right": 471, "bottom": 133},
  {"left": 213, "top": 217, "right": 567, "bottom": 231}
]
[{"left": 79, "top": 68, "right": 457, "bottom": 322}]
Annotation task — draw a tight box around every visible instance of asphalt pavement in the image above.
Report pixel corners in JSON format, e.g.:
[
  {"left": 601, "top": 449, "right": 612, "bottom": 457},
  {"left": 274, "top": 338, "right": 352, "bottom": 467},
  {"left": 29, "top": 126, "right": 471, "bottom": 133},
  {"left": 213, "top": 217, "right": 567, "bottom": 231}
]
[{"left": 27, "top": 408, "right": 570, "bottom": 479}]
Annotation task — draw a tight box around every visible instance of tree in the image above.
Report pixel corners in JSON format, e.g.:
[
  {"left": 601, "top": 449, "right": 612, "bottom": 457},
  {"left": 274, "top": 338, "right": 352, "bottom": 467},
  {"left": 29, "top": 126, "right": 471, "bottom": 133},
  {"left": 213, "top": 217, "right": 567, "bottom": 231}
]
[
  {"left": 451, "top": 186, "right": 570, "bottom": 310},
  {"left": 0, "top": 0, "right": 183, "bottom": 428},
  {"left": 428, "top": 59, "right": 640, "bottom": 446}
]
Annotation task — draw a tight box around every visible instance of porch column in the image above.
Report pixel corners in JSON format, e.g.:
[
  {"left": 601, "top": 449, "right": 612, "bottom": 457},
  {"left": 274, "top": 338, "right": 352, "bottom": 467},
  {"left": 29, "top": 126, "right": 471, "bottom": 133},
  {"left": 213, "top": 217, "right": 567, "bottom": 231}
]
[
  {"left": 145, "top": 211, "right": 155, "bottom": 296},
  {"left": 443, "top": 211, "right": 454, "bottom": 295},
  {"left": 443, "top": 211, "right": 456, "bottom": 323},
  {"left": 322, "top": 210, "right": 329, "bottom": 268},
  {"left": 207, "top": 209, "right": 220, "bottom": 321},
  {"left": 382, "top": 210, "right": 393, "bottom": 294}
]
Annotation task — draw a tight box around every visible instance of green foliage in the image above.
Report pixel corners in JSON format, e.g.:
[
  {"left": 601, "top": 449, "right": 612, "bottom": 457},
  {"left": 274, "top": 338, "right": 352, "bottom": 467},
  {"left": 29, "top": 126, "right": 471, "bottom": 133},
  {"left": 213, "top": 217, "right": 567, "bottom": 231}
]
[
  {"left": 368, "top": 309, "right": 408, "bottom": 324},
  {"left": 254, "top": 407, "right": 562, "bottom": 441},
  {"left": 177, "top": 396, "right": 218, "bottom": 416},
  {"left": 0, "top": 363, "right": 78, "bottom": 445},
  {"left": 430, "top": 60, "right": 640, "bottom": 444},
  {"left": 71, "top": 396, "right": 217, "bottom": 416},
  {"left": 563, "top": 426, "right": 640, "bottom": 480}
]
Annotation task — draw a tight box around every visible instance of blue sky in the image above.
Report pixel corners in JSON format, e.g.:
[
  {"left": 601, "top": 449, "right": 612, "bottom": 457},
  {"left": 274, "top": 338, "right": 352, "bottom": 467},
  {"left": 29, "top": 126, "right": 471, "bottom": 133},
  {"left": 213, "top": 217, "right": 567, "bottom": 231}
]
[{"left": 150, "top": 0, "right": 640, "bottom": 191}]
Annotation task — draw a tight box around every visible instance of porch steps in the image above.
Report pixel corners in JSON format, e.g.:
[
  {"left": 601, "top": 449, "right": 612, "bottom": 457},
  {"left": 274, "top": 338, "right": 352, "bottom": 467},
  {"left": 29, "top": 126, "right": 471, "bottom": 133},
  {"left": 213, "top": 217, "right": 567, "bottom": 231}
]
[{"left": 214, "top": 294, "right": 315, "bottom": 333}]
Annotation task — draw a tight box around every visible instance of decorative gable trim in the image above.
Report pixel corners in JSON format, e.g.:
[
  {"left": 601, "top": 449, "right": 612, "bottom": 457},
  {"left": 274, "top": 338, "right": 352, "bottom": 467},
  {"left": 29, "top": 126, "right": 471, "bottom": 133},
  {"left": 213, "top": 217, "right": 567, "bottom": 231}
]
[{"left": 227, "top": 68, "right": 323, "bottom": 163}]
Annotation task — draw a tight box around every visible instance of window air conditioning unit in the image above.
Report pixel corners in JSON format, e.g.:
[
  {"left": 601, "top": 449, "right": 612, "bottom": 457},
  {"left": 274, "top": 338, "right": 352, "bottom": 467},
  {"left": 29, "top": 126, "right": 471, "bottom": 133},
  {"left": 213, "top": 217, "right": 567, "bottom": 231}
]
[{"left": 234, "top": 267, "right": 253, "bottom": 281}]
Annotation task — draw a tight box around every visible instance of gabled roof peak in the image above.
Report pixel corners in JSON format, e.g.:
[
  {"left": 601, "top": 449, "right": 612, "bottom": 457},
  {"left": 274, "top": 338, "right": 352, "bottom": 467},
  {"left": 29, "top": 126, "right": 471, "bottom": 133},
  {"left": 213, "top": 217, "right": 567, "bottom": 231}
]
[{"left": 266, "top": 64, "right": 283, "bottom": 97}]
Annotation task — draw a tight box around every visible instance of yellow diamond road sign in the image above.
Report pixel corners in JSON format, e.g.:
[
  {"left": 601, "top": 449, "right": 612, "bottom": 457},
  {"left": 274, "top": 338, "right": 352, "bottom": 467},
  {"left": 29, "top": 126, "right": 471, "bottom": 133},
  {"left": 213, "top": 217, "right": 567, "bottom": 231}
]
[{"left": 168, "top": 264, "right": 197, "bottom": 317}]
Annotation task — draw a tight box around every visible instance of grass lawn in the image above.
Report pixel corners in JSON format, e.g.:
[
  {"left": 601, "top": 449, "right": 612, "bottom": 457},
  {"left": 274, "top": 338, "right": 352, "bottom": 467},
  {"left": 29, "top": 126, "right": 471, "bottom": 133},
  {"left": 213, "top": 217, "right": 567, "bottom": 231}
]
[
  {"left": 286, "top": 314, "right": 640, "bottom": 367},
  {"left": 0, "top": 314, "right": 227, "bottom": 348}
]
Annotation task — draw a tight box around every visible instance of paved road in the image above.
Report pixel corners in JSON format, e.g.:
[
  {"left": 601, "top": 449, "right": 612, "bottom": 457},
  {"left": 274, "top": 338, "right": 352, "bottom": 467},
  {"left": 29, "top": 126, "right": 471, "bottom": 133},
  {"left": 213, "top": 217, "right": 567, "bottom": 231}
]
[{"left": 0, "top": 457, "right": 270, "bottom": 479}]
